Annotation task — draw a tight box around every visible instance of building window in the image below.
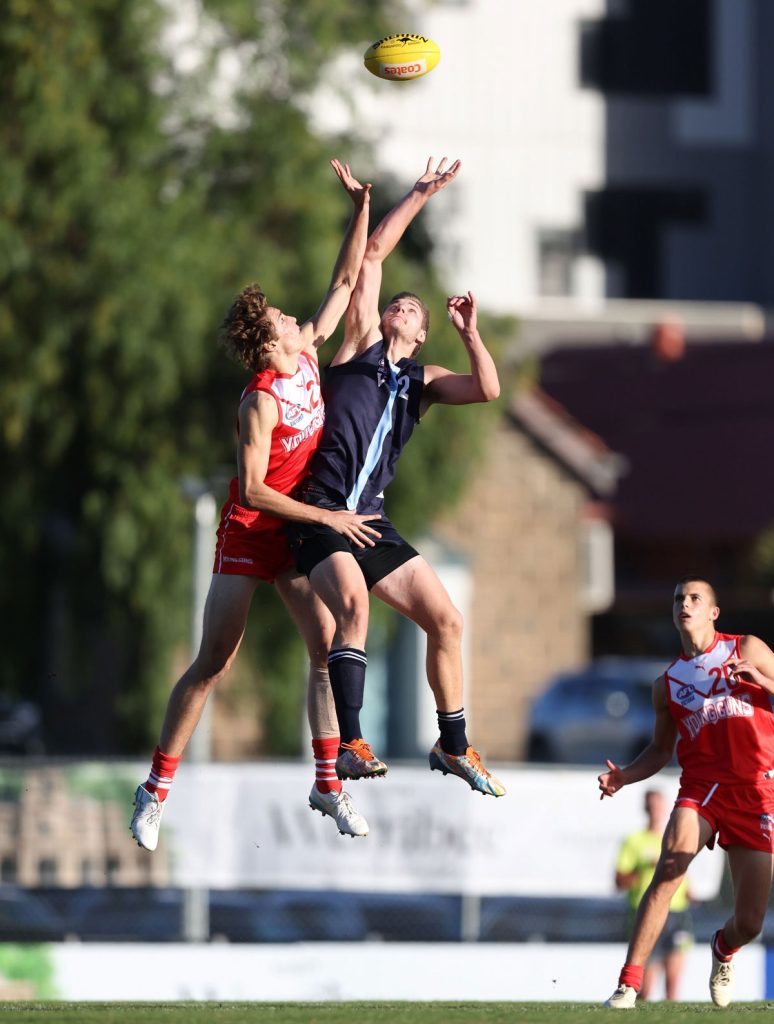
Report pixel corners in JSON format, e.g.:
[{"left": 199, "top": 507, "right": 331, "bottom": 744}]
[
  {"left": 584, "top": 186, "right": 707, "bottom": 298},
  {"left": 579, "top": 0, "right": 712, "bottom": 96},
  {"left": 579, "top": 517, "right": 615, "bottom": 614},
  {"left": 537, "top": 229, "right": 579, "bottom": 297},
  {"left": 39, "top": 858, "right": 58, "bottom": 885},
  {"left": 1, "top": 857, "right": 17, "bottom": 883},
  {"left": 105, "top": 856, "right": 121, "bottom": 886}
]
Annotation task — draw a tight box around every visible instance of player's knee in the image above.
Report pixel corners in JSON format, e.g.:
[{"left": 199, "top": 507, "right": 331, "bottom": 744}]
[
  {"left": 193, "top": 646, "right": 236, "bottom": 685},
  {"left": 336, "top": 591, "right": 369, "bottom": 634},
  {"left": 428, "top": 603, "right": 463, "bottom": 646},
  {"left": 653, "top": 853, "right": 689, "bottom": 886}
]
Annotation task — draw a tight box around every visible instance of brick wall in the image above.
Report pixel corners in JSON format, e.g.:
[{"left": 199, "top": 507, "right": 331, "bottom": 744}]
[{"left": 434, "top": 421, "right": 592, "bottom": 760}]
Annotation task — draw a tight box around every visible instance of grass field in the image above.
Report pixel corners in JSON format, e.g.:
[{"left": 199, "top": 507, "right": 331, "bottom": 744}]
[{"left": 0, "top": 1003, "right": 770, "bottom": 1024}]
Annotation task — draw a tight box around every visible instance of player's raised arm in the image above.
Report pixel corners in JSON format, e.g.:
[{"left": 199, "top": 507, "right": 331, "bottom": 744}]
[
  {"left": 335, "top": 157, "right": 461, "bottom": 365},
  {"left": 598, "top": 677, "right": 677, "bottom": 799},
  {"left": 301, "top": 160, "right": 371, "bottom": 352},
  {"left": 420, "top": 291, "right": 500, "bottom": 413}
]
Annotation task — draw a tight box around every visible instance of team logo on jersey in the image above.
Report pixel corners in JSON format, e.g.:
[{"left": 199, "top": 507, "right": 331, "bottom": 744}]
[
  {"left": 284, "top": 403, "right": 305, "bottom": 427},
  {"left": 760, "top": 813, "right": 774, "bottom": 835},
  {"left": 676, "top": 684, "right": 695, "bottom": 703}
]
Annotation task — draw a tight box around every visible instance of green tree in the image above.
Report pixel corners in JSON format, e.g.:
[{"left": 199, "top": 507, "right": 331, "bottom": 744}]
[{"left": 0, "top": 0, "right": 512, "bottom": 757}]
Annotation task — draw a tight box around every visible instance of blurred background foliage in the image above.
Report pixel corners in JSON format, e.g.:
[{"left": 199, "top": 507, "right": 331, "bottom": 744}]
[{"left": 0, "top": 0, "right": 513, "bottom": 755}]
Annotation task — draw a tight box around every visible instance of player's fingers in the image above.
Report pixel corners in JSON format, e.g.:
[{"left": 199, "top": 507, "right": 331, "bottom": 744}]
[
  {"left": 606, "top": 759, "right": 617, "bottom": 771},
  {"left": 425, "top": 156, "right": 433, "bottom": 174},
  {"left": 436, "top": 156, "right": 448, "bottom": 174}
]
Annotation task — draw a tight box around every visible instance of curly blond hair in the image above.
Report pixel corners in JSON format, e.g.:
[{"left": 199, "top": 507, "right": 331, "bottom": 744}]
[{"left": 219, "top": 284, "right": 277, "bottom": 372}]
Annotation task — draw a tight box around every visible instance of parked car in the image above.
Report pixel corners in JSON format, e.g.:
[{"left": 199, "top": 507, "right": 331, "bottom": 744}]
[
  {"left": 525, "top": 657, "right": 667, "bottom": 765},
  {"left": 0, "top": 696, "right": 44, "bottom": 755}
]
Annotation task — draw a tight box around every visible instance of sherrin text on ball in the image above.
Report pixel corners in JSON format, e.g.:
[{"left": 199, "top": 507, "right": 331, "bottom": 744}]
[{"left": 364, "top": 34, "right": 441, "bottom": 81}]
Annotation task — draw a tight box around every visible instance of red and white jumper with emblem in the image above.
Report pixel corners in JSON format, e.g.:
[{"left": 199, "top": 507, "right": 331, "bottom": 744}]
[{"left": 665, "top": 632, "right": 774, "bottom": 784}]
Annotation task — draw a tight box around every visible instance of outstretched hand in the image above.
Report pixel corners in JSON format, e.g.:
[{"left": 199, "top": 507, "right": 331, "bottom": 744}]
[
  {"left": 598, "top": 759, "right": 625, "bottom": 800},
  {"left": 447, "top": 291, "right": 477, "bottom": 334},
  {"left": 413, "top": 156, "right": 461, "bottom": 197},
  {"left": 330, "top": 158, "right": 372, "bottom": 208}
]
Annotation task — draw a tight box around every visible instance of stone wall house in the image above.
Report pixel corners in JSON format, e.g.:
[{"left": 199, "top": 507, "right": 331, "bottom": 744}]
[{"left": 432, "top": 388, "right": 623, "bottom": 760}]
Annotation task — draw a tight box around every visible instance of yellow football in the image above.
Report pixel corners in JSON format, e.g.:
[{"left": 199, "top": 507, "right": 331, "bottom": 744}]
[{"left": 364, "top": 33, "right": 441, "bottom": 82}]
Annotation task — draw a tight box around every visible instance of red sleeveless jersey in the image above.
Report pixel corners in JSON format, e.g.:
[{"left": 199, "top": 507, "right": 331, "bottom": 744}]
[
  {"left": 225, "top": 352, "right": 324, "bottom": 529},
  {"left": 665, "top": 632, "right": 774, "bottom": 784}
]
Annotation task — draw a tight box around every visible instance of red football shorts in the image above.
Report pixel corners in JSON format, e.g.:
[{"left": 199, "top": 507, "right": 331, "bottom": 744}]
[
  {"left": 212, "top": 501, "right": 294, "bottom": 583},
  {"left": 676, "top": 777, "right": 774, "bottom": 852}
]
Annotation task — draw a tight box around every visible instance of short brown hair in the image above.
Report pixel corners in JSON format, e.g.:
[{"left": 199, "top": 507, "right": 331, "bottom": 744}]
[
  {"left": 385, "top": 292, "right": 430, "bottom": 335},
  {"left": 219, "top": 284, "right": 277, "bottom": 372},
  {"left": 676, "top": 575, "right": 717, "bottom": 605}
]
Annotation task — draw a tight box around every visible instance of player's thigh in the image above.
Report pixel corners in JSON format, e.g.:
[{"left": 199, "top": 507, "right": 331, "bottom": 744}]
[
  {"left": 275, "top": 569, "right": 335, "bottom": 664},
  {"left": 309, "top": 550, "right": 370, "bottom": 621},
  {"left": 371, "top": 555, "right": 458, "bottom": 633},
  {"left": 727, "top": 846, "right": 774, "bottom": 923},
  {"left": 198, "top": 573, "right": 259, "bottom": 664},
  {"left": 657, "top": 805, "right": 712, "bottom": 879}
]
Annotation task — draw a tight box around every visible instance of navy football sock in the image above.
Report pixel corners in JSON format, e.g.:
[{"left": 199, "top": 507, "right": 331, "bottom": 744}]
[
  {"left": 328, "top": 648, "right": 367, "bottom": 744},
  {"left": 437, "top": 708, "right": 468, "bottom": 756}
]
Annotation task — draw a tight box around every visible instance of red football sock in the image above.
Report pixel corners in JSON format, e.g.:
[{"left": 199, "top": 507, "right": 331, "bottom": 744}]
[
  {"left": 619, "top": 964, "right": 644, "bottom": 992},
  {"left": 145, "top": 746, "right": 181, "bottom": 803},
  {"left": 713, "top": 929, "right": 740, "bottom": 962},
  {"left": 312, "top": 737, "right": 342, "bottom": 794}
]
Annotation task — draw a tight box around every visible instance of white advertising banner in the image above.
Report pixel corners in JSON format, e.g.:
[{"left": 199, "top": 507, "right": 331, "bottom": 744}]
[
  {"left": 150, "top": 761, "right": 724, "bottom": 899},
  {"left": 46, "top": 941, "right": 767, "bottom": 1002}
]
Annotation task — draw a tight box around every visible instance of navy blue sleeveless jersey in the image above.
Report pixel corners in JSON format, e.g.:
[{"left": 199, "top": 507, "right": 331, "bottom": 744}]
[{"left": 309, "top": 340, "right": 425, "bottom": 515}]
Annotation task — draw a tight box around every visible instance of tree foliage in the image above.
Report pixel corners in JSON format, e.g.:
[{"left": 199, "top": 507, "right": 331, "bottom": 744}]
[{"left": 0, "top": 0, "right": 511, "bottom": 756}]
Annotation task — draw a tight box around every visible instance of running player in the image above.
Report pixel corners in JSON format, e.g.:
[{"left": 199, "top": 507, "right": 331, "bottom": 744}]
[
  {"left": 131, "top": 159, "right": 381, "bottom": 851},
  {"left": 288, "top": 157, "right": 506, "bottom": 798},
  {"left": 614, "top": 789, "right": 693, "bottom": 1001},
  {"left": 600, "top": 576, "right": 774, "bottom": 1008}
]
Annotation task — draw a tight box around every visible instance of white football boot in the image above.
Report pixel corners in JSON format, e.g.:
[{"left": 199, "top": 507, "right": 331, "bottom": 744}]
[
  {"left": 309, "top": 785, "right": 369, "bottom": 837},
  {"left": 709, "top": 946, "right": 735, "bottom": 1007},
  {"left": 130, "top": 784, "right": 164, "bottom": 851},
  {"left": 604, "top": 984, "right": 637, "bottom": 1009}
]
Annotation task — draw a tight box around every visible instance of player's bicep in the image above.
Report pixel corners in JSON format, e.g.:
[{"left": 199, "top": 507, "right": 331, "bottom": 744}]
[
  {"left": 302, "top": 284, "right": 351, "bottom": 351},
  {"left": 741, "top": 634, "right": 774, "bottom": 679},
  {"left": 237, "top": 393, "right": 276, "bottom": 501},
  {"left": 421, "top": 366, "right": 479, "bottom": 409},
  {"left": 332, "top": 258, "right": 383, "bottom": 365},
  {"left": 651, "top": 677, "right": 677, "bottom": 753}
]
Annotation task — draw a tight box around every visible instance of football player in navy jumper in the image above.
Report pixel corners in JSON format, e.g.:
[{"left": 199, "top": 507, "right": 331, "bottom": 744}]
[{"left": 289, "top": 157, "right": 506, "bottom": 797}]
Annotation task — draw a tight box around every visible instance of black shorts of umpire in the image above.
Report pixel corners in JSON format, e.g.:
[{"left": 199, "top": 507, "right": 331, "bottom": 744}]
[{"left": 288, "top": 484, "right": 418, "bottom": 590}]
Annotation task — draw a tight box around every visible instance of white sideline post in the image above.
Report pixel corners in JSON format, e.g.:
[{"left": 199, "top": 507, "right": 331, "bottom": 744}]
[{"left": 182, "top": 485, "right": 217, "bottom": 942}]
